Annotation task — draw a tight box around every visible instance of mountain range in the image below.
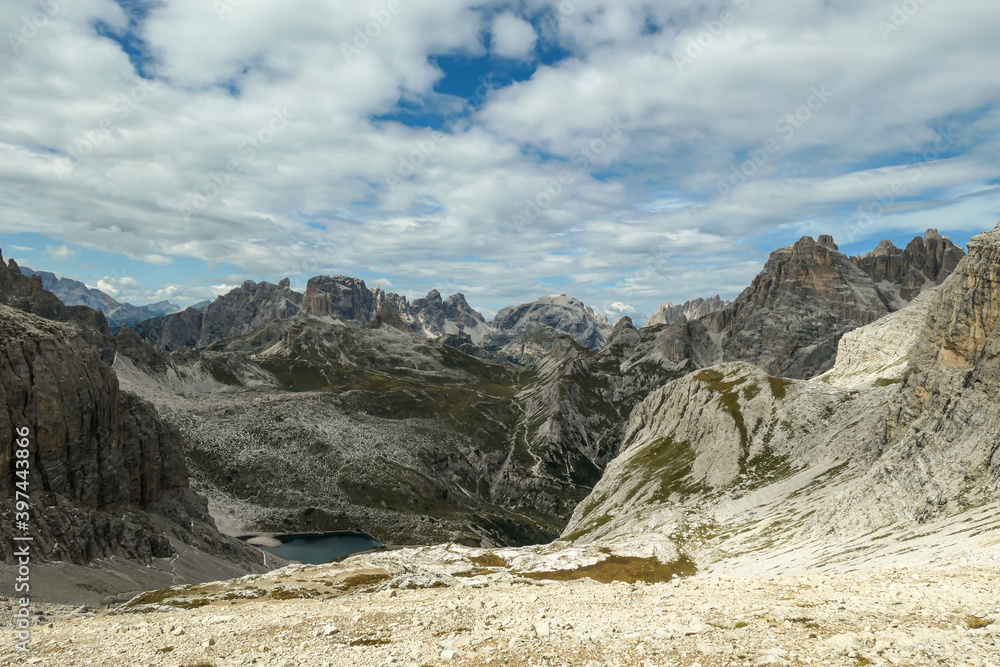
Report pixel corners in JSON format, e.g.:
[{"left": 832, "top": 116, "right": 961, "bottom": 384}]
[
  {"left": 2, "top": 225, "right": 990, "bottom": 608},
  {"left": 19, "top": 266, "right": 193, "bottom": 330}
]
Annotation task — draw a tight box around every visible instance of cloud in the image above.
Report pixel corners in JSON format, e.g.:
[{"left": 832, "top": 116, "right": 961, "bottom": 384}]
[
  {"left": 0, "top": 0, "right": 998, "bottom": 317},
  {"left": 607, "top": 301, "right": 635, "bottom": 313},
  {"left": 46, "top": 244, "right": 76, "bottom": 262},
  {"left": 96, "top": 275, "right": 140, "bottom": 296},
  {"left": 491, "top": 12, "right": 537, "bottom": 59}
]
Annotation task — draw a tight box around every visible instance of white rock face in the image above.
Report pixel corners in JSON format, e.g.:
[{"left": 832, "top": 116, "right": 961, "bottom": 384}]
[
  {"left": 643, "top": 296, "right": 730, "bottom": 328},
  {"left": 490, "top": 294, "right": 613, "bottom": 351},
  {"left": 815, "top": 286, "right": 937, "bottom": 388}
]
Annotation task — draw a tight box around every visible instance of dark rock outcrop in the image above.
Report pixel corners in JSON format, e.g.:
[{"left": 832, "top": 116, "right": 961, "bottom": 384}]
[
  {"left": 706, "top": 235, "right": 890, "bottom": 378},
  {"left": 850, "top": 229, "right": 965, "bottom": 302},
  {"left": 0, "top": 252, "right": 268, "bottom": 581},
  {"left": 133, "top": 279, "right": 302, "bottom": 350}
]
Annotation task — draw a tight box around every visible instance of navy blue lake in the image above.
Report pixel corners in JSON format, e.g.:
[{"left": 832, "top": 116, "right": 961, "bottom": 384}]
[{"left": 250, "top": 533, "right": 382, "bottom": 564}]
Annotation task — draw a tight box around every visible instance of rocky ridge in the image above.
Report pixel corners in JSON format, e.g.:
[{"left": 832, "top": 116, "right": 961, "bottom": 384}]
[
  {"left": 644, "top": 295, "right": 730, "bottom": 328},
  {"left": 0, "top": 253, "right": 278, "bottom": 603},
  {"left": 850, "top": 228, "right": 964, "bottom": 306}
]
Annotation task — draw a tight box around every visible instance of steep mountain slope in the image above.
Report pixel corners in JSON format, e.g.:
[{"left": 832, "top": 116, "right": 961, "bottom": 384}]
[
  {"left": 643, "top": 295, "right": 730, "bottom": 327},
  {"left": 20, "top": 266, "right": 183, "bottom": 329},
  {"left": 705, "top": 235, "right": 892, "bottom": 378},
  {"left": 561, "top": 220, "right": 1000, "bottom": 572},
  {"left": 0, "top": 252, "right": 276, "bottom": 603},
  {"left": 850, "top": 228, "right": 964, "bottom": 305}
]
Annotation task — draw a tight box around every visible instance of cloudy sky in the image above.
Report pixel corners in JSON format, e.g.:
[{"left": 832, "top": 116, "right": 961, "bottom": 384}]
[{"left": 1, "top": 0, "right": 998, "bottom": 322}]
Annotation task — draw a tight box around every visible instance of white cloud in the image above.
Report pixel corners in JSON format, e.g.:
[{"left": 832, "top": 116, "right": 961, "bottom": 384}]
[
  {"left": 491, "top": 12, "right": 537, "bottom": 59},
  {"left": 0, "top": 0, "right": 998, "bottom": 316},
  {"left": 96, "top": 275, "right": 140, "bottom": 296},
  {"left": 47, "top": 244, "right": 76, "bottom": 262}
]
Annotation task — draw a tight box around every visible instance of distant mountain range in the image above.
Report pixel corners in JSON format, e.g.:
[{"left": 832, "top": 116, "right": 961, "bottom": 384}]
[{"left": 19, "top": 267, "right": 196, "bottom": 329}]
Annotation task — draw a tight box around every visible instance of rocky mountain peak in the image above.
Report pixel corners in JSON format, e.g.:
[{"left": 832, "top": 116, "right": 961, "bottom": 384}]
[
  {"left": 491, "top": 294, "right": 613, "bottom": 351},
  {"left": 851, "top": 229, "right": 965, "bottom": 304},
  {"left": 704, "top": 234, "right": 889, "bottom": 378},
  {"left": 866, "top": 239, "right": 902, "bottom": 257},
  {"left": 817, "top": 234, "right": 839, "bottom": 250},
  {"left": 644, "top": 295, "right": 729, "bottom": 327}
]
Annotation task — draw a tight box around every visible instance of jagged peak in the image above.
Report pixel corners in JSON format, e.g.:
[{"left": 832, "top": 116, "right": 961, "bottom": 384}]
[
  {"left": 817, "top": 234, "right": 839, "bottom": 251},
  {"left": 865, "top": 239, "right": 903, "bottom": 258}
]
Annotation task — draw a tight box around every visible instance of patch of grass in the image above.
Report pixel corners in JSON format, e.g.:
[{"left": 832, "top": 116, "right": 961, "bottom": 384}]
[
  {"left": 874, "top": 377, "right": 903, "bottom": 387},
  {"left": 621, "top": 436, "right": 700, "bottom": 504},
  {"left": 562, "top": 513, "right": 615, "bottom": 542},
  {"left": 268, "top": 587, "right": 315, "bottom": 600},
  {"left": 126, "top": 588, "right": 183, "bottom": 606},
  {"left": 221, "top": 588, "right": 266, "bottom": 600},
  {"left": 338, "top": 572, "right": 391, "bottom": 589},
  {"left": 522, "top": 555, "right": 697, "bottom": 584},
  {"left": 855, "top": 658, "right": 871, "bottom": 666},
  {"left": 966, "top": 615, "right": 993, "bottom": 629},
  {"left": 469, "top": 553, "right": 509, "bottom": 568},
  {"left": 734, "top": 621, "right": 748, "bottom": 629},
  {"left": 165, "top": 598, "right": 212, "bottom": 610},
  {"left": 156, "top": 646, "right": 174, "bottom": 654},
  {"left": 693, "top": 369, "right": 725, "bottom": 383},
  {"left": 768, "top": 376, "right": 792, "bottom": 399}
]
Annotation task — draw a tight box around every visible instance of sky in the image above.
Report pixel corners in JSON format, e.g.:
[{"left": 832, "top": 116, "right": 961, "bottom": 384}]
[{"left": 1, "top": 0, "right": 999, "bottom": 323}]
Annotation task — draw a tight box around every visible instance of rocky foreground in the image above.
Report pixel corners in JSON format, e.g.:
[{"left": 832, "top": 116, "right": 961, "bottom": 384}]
[{"left": 2, "top": 543, "right": 998, "bottom": 667}]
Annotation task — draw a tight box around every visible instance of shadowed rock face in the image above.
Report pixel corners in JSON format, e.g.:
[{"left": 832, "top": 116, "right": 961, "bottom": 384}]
[
  {"left": 302, "top": 275, "right": 377, "bottom": 322},
  {"left": 706, "top": 235, "right": 890, "bottom": 379},
  {"left": 0, "top": 252, "right": 267, "bottom": 575},
  {"left": 133, "top": 279, "right": 303, "bottom": 351},
  {"left": 850, "top": 229, "right": 965, "bottom": 302}
]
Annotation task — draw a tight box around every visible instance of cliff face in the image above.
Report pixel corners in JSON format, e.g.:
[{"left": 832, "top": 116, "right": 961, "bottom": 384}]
[
  {"left": 0, "top": 253, "right": 267, "bottom": 580},
  {"left": 133, "top": 279, "right": 303, "bottom": 351},
  {"left": 643, "top": 296, "right": 730, "bottom": 328},
  {"left": 851, "top": 229, "right": 965, "bottom": 303},
  {"left": 563, "top": 221, "right": 1000, "bottom": 561},
  {"left": 707, "top": 235, "right": 890, "bottom": 379}
]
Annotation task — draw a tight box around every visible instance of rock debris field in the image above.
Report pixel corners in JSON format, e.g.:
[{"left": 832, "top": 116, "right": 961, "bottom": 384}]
[{"left": 2, "top": 544, "right": 998, "bottom": 667}]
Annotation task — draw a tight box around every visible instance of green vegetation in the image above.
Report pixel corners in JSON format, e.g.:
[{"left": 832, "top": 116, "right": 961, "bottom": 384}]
[
  {"left": 268, "top": 587, "right": 315, "bottom": 600},
  {"left": 522, "top": 555, "right": 697, "bottom": 584},
  {"left": 621, "top": 436, "right": 701, "bottom": 502},
  {"left": 734, "top": 621, "right": 748, "bottom": 629},
  {"left": 469, "top": 553, "right": 509, "bottom": 568},
  {"left": 966, "top": 615, "right": 993, "bottom": 629},
  {"left": 874, "top": 377, "right": 903, "bottom": 386},
  {"left": 338, "top": 572, "right": 392, "bottom": 589},
  {"left": 768, "top": 376, "right": 792, "bottom": 399}
]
